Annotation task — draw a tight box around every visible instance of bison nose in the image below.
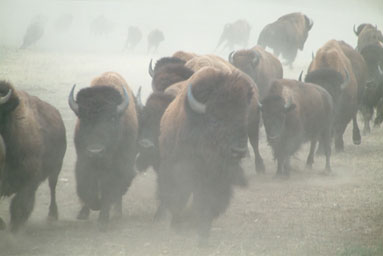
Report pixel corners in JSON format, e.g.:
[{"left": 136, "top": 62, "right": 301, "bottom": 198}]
[
  {"left": 86, "top": 144, "right": 105, "bottom": 157},
  {"left": 230, "top": 146, "right": 248, "bottom": 159},
  {"left": 139, "top": 139, "right": 155, "bottom": 149}
]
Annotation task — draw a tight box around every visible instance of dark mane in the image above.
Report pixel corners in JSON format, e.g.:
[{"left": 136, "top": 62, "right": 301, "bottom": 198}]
[
  {"left": 76, "top": 85, "right": 122, "bottom": 118},
  {"left": 154, "top": 57, "right": 186, "bottom": 72}
]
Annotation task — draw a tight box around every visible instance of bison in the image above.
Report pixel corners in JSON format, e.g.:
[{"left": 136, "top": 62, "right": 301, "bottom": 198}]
[
  {"left": 124, "top": 26, "right": 142, "bottom": 51},
  {"left": 158, "top": 67, "right": 255, "bottom": 244},
  {"left": 147, "top": 29, "right": 165, "bottom": 53},
  {"left": 305, "top": 40, "right": 361, "bottom": 152},
  {"left": 148, "top": 56, "right": 194, "bottom": 92},
  {"left": 228, "top": 45, "right": 283, "bottom": 99},
  {"left": 259, "top": 79, "right": 333, "bottom": 177},
  {"left": 20, "top": 15, "right": 46, "bottom": 49},
  {"left": 0, "top": 135, "right": 5, "bottom": 230},
  {"left": 257, "top": 12, "right": 313, "bottom": 66},
  {"left": 0, "top": 80, "right": 67, "bottom": 232},
  {"left": 216, "top": 19, "right": 251, "bottom": 51},
  {"left": 68, "top": 72, "right": 138, "bottom": 230},
  {"left": 183, "top": 54, "right": 265, "bottom": 173},
  {"left": 353, "top": 24, "right": 383, "bottom": 53}
]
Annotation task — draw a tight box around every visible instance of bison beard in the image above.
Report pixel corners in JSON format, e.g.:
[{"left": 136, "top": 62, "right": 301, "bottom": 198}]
[
  {"left": 70, "top": 73, "right": 138, "bottom": 231},
  {"left": 0, "top": 80, "right": 67, "bottom": 232},
  {"left": 158, "top": 68, "right": 252, "bottom": 244}
]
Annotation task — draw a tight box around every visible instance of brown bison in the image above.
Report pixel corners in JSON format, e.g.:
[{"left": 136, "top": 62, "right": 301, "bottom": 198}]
[
  {"left": 216, "top": 19, "right": 251, "bottom": 51},
  {"left": 354, "top": 24, "right": 383, "bottom": 52},
  {"left": 184, "top": 54, "right": 265, "bottom": 173},
  {"left": 228, "top": 45, "right": 283, "bottom": 99},
  {"left": 305, "top": 40, "right": 361, "bottom": 151},
  {"left": 0, "top": 80, "right": 67, "bottom": 232},
  {"left": 148, "top": 57, "right": 194, "bottom": 92},
  {"left": 124, "top": 26, "right": 142, "bottom": 51},
  {"left": 257, "top": 12, "right": 313, "bottom": 66},
  {"left": 147, "top": 29, "right": 165, "bottom": 53},
  {"left": 259, "top": 79, "right": 333, "bottom": 177},
  {"left": 68, "top": 72, "right": 138, "bottom": 231},
  {"left": 158, "top": 67, "right": 255, "bottom": 244},
  {"left": 20, "top": 15, "right": 46, "bottom": 49}
]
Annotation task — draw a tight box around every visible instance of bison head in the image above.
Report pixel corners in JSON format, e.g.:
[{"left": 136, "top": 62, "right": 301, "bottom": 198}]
[
  {"left": 149, "top": 57, "right": 194, "bottom": 92},
  {"left": 228, "top": 49, "right": 261, "bottom": 82},
  {"left": 259, "top": 94, "right": 296, "bottom": 143},
  {"left": 69, "top": 85, "right": 129, "bottom": 159},
  {"left": 136, "top": 92, "right": 174, "bottom": 171},
  {"left": 184, "top": 68, "right": 253, "bottom": 161}
]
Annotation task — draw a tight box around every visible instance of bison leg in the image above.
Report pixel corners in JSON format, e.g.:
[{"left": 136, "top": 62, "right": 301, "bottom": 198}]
[
  {"left": 248, "top": 127, "right": 265, "bottom": 174},
  {"left": 113, "top": 195, "right": 122, "bottom": 219},
  {"left": 10, "top": 183, "right": 38, "bottom": 232},
  {"left": 374, "top": 98, "right": 383, "bottom": 127},
  {"left": 0, "top": 217, "right": 6, "bottom": 230},
  {"left": 77, "top": 205, "right": 90, "bottom": 220},
  {"left": 282, "top": 47, "right": 297, "bottom": 68},
  {"left": 352, "top": 115, "right": 361, "bottom": 145},
  {"left": 48, "top": 170, "right": 60, "bottom": 221},
  {"left": 322, "top": 128, "right": 332, "bottom": 172},
  {"left": 306, "top": 139, "right": 317, "bottom": 169},
  {"left": 360, "top": 105, "right": 373, "bottom": 135},
  {"left": 334, "top": 122, "right": 347, "bottom": 152}
]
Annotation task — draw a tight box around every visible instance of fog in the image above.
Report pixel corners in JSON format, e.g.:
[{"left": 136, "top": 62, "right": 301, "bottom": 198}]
[{"left": 0, "top": 0, "right": 382, "bottom": 255}]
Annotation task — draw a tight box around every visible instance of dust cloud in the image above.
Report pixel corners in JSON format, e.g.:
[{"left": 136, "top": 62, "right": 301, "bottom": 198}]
[{"left": 0, "top": 0, "right": 382, "bottom": 255}]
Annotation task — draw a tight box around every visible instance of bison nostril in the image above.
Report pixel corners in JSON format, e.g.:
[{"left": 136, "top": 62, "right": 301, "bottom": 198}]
[
  {"left": 86, "top": 144, "right": 105, "bottom": 156},
  {"left": 139, "top": 139, "right": 155, "bottom": 149}
]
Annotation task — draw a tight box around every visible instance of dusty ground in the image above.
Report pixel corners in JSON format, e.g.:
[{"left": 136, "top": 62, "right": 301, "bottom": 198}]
[{"left": 0, "top": 47, "right": 382, "bottom": 256}]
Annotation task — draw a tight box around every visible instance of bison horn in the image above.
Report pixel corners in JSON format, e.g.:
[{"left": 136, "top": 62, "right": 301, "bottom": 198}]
[
  {"left": 136, "top": 86, "right": 143, "bottom": 110},
  {"left": 68, "top": 84, "right": 79, "bottom": 115},
  {"left": 341, "top": 69, "right": 350, "bottom": 90},
  {"left": 148, "top": 59, "right": 154, "bottom": 78},
  {"left": 187, "top": 84, "right": 206, "bottom": 114},
  {"left": 117, "top": 86, "right": 130, "bottom": 114},
  {"left": 252, "top": 50, "right": 261, "bottom": 66},
  {"left": 308, "top": 18, "right": 314, "bottom": 30},
  {"left": 0, "top": 89, "right": 12, "bottom": 105},
  {"left": 298, "top": 71, "right": 303, "bottom": 82},
  {"left": 228, "top": 51, "right": 235, "bottom": 64},
  {"left": 312, "top": 51, "right": 315, "bottom": 60},
  {"left": 353, "top": 24, "right": 358, "bottom": 36}
]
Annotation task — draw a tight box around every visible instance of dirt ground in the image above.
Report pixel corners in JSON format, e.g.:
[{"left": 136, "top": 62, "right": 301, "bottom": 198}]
[{"left": 0, "top": 47, "right": 382, "bottom": 256}]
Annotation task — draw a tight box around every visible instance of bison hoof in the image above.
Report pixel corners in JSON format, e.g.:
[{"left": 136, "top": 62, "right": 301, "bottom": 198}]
[
  {"left": 77, "top": 206, "right": 90, "bottom": 220},
  {"left": 0, "top": 217, "right": 6, "bottom": 230}
]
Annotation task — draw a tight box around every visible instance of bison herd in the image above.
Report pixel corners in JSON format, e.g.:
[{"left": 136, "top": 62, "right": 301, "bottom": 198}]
[{"left": 1, "top": 11, "right": 383, "bottom": 246}]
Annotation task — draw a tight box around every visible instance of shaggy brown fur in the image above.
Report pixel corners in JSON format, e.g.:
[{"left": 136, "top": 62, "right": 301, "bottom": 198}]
[
  {"left": 354, "top": 24, "right": 383, "bottom": 52},
  {"left": 158, "top": 67, "right": 254, "bottom": 243},
  {"left": 307, "top": 40, "right": 361, "bottom": 151},
  {"left": 0, "top": 80, "right": 66, "bottom": 232},
  {"left": 261, "top": 79, "right": 333, "bottom": 177},
  {"left": 230, "top": 45, "right": 283, "bottom": 99},
  {"left": 257, "top": 12, "right": 313, "bottom": 65},
  {"left": 185, "top": 54, "right": 237, "bottom": 73},
  {"left": 72, "top": 72, "right": 138, "bottom": 230},
  {"left": 172, "top": 51, "right": 198, "bottom": 62},
  {"left": 152, "top": 57, "right": 194, "bottom": 92}
]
